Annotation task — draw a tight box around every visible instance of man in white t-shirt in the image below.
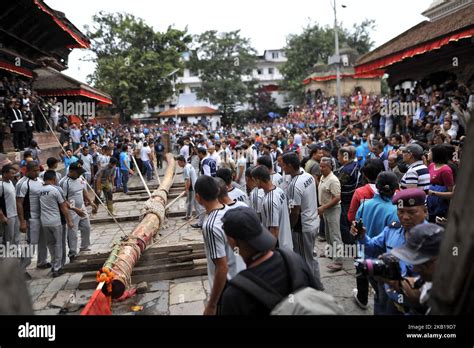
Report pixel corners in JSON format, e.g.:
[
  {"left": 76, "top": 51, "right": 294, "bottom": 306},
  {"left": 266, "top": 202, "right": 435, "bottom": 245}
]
[
  {"left": 252, "top": 165, "right": 293, "bottom": 250},
  {"left": 282, "top": 152, "right": 324, "bottom": 289},
  {"left": 194, "top": 176, "right": 245, "bottom": 315},
  {"left": 216, "top": 168, "right": 249, "bottom": 206},
  {"left": 234, "top": 148, "right": 247, "bottom": 190},
  {"left": 0, "top": 165, "right": 19, "bottom": 247},
  {"left": 140, "top": 142, "right": 154, "bottom": 181}
]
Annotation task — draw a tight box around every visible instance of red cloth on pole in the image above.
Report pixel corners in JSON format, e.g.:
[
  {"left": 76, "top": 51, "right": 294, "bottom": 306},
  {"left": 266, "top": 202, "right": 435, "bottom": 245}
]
[{"left": 81, "top": 288, "right": 112, "bottom": 315}]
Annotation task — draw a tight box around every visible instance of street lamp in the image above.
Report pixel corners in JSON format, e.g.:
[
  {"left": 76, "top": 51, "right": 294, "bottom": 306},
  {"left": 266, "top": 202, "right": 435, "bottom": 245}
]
[{"left": 331, "top": 0, "right": 345, "bottom": 129}]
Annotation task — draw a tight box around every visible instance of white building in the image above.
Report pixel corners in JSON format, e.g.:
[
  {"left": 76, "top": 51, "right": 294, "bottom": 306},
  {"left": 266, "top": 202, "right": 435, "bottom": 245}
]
[
  {"left": 132, "top": 48, "right": 291, "bottom": 120},
  {"left": 243, "top": 49, "right": 291, "bottom": 109}
]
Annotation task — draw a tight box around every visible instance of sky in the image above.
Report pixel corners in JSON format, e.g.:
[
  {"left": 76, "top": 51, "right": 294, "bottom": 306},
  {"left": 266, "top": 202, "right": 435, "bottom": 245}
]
[{"left": 46, "top": 0, "right": 434, "bottom": 84}]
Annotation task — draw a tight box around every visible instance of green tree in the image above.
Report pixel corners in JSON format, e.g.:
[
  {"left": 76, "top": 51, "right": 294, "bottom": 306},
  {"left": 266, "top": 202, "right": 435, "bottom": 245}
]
[
  {"left": 281, "top": 19, "right": 376, "bottom": 103},
  {"left": 188, "top": 30, "right": 257, "bottom": 123},
  {"left": 85, "top": 12, "right": 191, "bottom": 120},
  {"left": 247, "top": 85, "right": 279, "bottom": 121}
]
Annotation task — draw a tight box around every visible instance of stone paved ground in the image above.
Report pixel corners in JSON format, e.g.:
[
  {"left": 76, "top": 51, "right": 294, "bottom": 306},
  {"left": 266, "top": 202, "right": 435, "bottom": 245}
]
[{"left": 26, "top": 163, "right": 374, "bottom": 316}]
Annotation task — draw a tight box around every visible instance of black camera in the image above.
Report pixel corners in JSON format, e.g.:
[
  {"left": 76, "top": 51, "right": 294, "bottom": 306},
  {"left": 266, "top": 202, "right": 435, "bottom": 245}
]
[
  {"left": 354, "top": 254, "right": 402, "bottom": 280},
  {"left": 355, "top": 219, "right": 365, "bottom": 240},
  {"left": 451, "top": 140, "right": 463, "bottom": 147}
]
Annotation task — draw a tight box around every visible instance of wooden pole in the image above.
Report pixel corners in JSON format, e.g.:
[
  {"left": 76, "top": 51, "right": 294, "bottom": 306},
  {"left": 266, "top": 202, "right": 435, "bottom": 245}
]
[{"left": 103, "top": 153, "right": 176, "bottom": 299}]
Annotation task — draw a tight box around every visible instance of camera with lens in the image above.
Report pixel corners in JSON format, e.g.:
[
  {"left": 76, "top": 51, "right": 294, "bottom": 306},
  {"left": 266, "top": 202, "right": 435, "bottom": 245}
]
[{"left": 354, "top": 254, "right": 402, "bottom": 280}]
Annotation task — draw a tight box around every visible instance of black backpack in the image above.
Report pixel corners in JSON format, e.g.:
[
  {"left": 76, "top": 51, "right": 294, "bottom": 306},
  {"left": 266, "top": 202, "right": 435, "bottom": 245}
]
[
  {"left": 229, "top": 248, "right": 341, "bottom": 315},
  {"left": 229, "top": 248, "right": 309, "bottom": 311}
]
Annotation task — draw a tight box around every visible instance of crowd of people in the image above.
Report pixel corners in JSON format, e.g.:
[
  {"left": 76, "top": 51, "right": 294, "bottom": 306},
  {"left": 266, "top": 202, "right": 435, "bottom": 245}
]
[
  {"left": 170, "top": 77, "right": 471, "bottom": 315},
  {"left": 0, "top": 74, "right": 472, "bottom": 315},
  {"left": 0, "top": 119, "right": 166, "bottom": 279}
]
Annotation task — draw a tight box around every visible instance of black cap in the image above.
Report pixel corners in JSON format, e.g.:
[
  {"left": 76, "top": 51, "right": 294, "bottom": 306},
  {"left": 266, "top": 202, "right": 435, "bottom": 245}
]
[
  {"left": 69, "top": 162, "right": 86, "bottom": 175},
  {"left": 222, "top": 207, "right": 277, "bottom": 252},
  {"left": 391, "top": 223, "right": 444, "bottom": 265}
]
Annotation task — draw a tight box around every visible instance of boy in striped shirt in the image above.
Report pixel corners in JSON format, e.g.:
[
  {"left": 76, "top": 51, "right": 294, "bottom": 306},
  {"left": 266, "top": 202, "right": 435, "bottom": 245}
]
[{"left": 195, "top": 176, "right": 246, "bottom": 315}]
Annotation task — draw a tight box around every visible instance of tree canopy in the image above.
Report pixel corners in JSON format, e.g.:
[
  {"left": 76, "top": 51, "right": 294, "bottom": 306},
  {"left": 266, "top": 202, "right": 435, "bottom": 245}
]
[
  {"left": 188, "top": 30, "right": 257, "bottom": 122},
  {"left": 281, "top": 19, "right": 376, "bottom": 103},
  {"left": 85, "top": 12, "right": 191, "bottom": 120}
]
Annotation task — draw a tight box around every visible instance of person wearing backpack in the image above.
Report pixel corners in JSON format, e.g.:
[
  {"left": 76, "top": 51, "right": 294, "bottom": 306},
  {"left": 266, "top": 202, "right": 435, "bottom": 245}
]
[{"left": 220, "top": 206, "right": 325, "bottom": 315}]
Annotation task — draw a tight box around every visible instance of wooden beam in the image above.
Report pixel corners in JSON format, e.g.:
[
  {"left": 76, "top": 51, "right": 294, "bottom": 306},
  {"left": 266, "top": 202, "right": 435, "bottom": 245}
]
[
  {"left": 63, "top": 251, "right": 206, "bottom": 273},
  {"left": 78, "top": 265, "right": 208, "bottom": 290}
]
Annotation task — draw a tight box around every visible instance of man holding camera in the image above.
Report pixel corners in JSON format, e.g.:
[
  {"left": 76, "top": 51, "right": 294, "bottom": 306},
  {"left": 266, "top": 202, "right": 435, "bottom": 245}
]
[
  {"left": 353, "top": 188, "right": 428, "bottom": 315},
  {"left": 390, "top": 223, "right": 444, "bottom": 315}
]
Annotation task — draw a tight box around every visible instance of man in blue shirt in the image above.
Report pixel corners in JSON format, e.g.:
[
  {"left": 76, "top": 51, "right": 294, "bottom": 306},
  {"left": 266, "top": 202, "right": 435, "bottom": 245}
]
[
  {"left": 355, "top": 133, "right": 370, "bottom": 167},
  {"left": 353, "top": 188, "right": 428, "bottom": 315},
  {"left": 119, "top": 144, "right": 134, "bottom": 194},
  {"left": 351, "top": 172, "right": 399, "bottom": 310}
]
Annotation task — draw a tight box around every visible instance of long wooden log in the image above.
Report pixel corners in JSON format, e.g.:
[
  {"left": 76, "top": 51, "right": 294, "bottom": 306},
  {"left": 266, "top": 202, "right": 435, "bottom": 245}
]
[{"left": 104, "top": 153, "right": 176, "bottom": 299}]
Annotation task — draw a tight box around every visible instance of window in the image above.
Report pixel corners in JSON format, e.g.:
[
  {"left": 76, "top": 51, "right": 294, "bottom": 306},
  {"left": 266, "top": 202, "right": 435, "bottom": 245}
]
[
  {"left": 257, "top": 69, "right": 263, "bottom": 75},
  {"left": 272, "top": 52, "right": 279, "bottom": 59},
  {"left": 268, "top": 68, "right": 274, "bottom": 75},
  {"left": 159, "top": 105, "right": 165, "bottom": 112},
  {"left": 179, "top": 89, "right": 184, "bottom": 94}
]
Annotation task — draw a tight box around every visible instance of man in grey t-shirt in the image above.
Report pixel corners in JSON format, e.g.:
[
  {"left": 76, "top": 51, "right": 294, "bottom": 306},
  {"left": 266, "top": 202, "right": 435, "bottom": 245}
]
[
  {"left": 59, "top": 162, "right": 92, "bottom": 260},
  {"left": 40, "top": 170, "right": 73, "bottom": 276},
  {"left": 16, "top": 161, "right": 49, "bottom": 276},
  {"left": 282, "top": 152, "right": 323, "bottom": 289},
  {"left": 252, "top": 166, "right": 293, "bottom": 250},
  {"left": 177, "top": 156, "right": 198, "bottom": 220},
  {"left": 0, "top": 165, "right": 19, "bottom": 246},
  {"left": 76, "top": 146, "right": 94, "bottom": 184}
]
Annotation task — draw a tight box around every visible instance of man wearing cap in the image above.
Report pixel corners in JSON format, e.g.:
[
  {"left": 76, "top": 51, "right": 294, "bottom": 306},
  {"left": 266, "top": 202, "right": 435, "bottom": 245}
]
[
  {"left": 354, "top": 188, "right": 428, "bottom": 315},
  {"left": 400, "top": 144, "right": 430, "bottom": 192},
  {"left": 351, "top": 172, "right": 399, "bottom": 310},
  {"left": 391, "top": 223, "right": 444, "bottom": 315},
  {"left": 220, "top": 206, "right": 321, "bottom": 315},
  {"left": 194, "top": 176, "right": 245, "bottom": 315},
  {"left": 59, "top": 162, "right": 93, "bottom": 261}
]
